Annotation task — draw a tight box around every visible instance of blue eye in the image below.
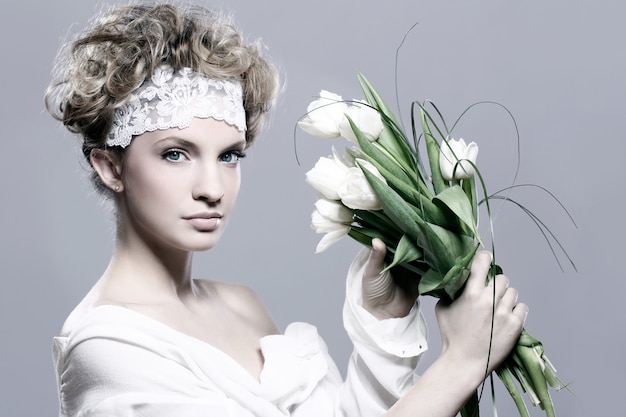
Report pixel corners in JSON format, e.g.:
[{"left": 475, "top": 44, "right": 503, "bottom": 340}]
[
  {"left": 220, "top": 151, "right": 246, "bottom": 164},
  {"left": 162, "top": 149, "right": 185, "bottom": 162}
]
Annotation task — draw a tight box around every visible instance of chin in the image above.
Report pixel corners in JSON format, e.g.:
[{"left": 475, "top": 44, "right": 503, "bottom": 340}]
[
  {"left": 191, "top": 242, "right": 219, "bottom": 252},
  {"left": 168, "top": 225, "right": 228, "bottom": 252},
  {"left": 183, "top": 234, "right": 224, "bottom": 252}
]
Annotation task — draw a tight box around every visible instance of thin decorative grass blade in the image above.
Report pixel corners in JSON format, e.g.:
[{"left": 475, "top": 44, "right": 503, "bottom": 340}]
[{"left": 486, "top": 195, "right": 576, "bottom": 272}]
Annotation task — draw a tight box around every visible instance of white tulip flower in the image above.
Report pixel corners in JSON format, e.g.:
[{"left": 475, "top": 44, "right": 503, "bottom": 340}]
[
  {"left": 311, "top": 198, "right": 353, "bottom": 252},
  {"left": 297, "top": 90, "right": 349, "bottom": 139},
  {"left": 304, "top": 148, "right": 352, "bottom": 200},
  {"left": 338, "top": 100, "right": 384, "bottom": 143},
  {"left": 439, "top": 138, "right": 479, "bottom": 181},
  {"left": 338, "top": 159, "right": 385, "bottom": 210}
]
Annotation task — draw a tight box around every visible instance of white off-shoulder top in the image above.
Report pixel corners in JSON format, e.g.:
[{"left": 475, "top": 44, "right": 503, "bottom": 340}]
[{"left": 53, "top": 249, "right": 428, "bottom": 416}]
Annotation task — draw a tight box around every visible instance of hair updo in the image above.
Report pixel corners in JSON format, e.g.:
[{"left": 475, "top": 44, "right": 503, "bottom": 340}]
[{"left": 45, "top": 2, "right": 279, "bottom": 195}]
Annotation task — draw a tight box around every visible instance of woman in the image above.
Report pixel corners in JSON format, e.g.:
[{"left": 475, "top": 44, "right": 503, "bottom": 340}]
[{"left": 46, "top": 3, "right": 527, "bottom": 416}]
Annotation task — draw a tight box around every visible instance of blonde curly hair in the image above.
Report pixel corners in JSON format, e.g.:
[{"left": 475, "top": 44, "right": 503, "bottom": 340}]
[{"left": 46, "top": 2, "right": 279, "bottom": 194}]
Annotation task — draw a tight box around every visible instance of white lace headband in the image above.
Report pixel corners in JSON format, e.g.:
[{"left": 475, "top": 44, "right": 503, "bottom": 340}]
[{"left": 106, "top": 65, "right": 247, "bottom": 148}]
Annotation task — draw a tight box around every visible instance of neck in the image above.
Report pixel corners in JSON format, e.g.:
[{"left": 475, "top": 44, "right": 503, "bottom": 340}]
[{"left": 97, "top": 219, "right": 197, "bottom": 305}]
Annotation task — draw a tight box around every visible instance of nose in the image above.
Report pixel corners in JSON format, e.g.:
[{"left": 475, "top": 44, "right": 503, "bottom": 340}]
[{"left": 192, "top": 161, "right": 224, "bottom": 203}]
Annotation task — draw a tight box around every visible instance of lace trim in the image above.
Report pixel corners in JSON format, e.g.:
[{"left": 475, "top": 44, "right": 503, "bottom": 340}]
[{"left": 106, "top": 65, "right": 246, "bottom": 148}]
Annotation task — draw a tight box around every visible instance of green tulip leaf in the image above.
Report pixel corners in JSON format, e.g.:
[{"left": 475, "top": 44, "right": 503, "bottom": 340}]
[
  {"left": 349, "top": 136, "right": 414, "bottom": 188},
  {"left": 417, "top": 268, "right": 445, "bottom": 295},
  {"left": 353, "top": 209, "right": 399, "bottom": 236},
  {"left": 442, "top": 244, "right": 478, "bottom": 300},
  {"left": 359, "top": 166, "right": 423, "bottom": 242},
  {"left": 414, "top": 221, "right": 476, "bottom": 275},
  {"left": 348, "top": 226, "right": 393, "bottom": 248},
  {"left": 433, "top": 185, "right": 482, "bottom": 244},
  {"left": 460, "top": 391, "right": 480, "bottom": 417},
  {"left": 356, "top": 71, "right": 400, "bottom": 126},
  {"left": 421, "top": 107, "right": 448, "bottom": 194},
  {"left": 518, "top": 329, "right": 542, "bottom": 347},
  {"left": 383, "top": 234, "right": 423, "bottom": 272},
  {"left": 395, "top": 260, "right": 429, "bottom": 276},
  {"left": 495, "top": 366, "right": 531, "bottom": 417},
  {"left": 350, "top": 118, "right": 419, "bottom": 181},
  {"left": 356, "top": 72, "right": 416, "bottom": 169},
  {"left": 347, "top": 125, "right": 426, "bottom": 203},
  {"left": 515, "top": 345, "right": 556, "bottom": 417},
  {"left": 409, "top": 191, "right": 462, "bottom": 233},
  {"left": 462, "top": 176, "right": 478, "bottom": 224}
]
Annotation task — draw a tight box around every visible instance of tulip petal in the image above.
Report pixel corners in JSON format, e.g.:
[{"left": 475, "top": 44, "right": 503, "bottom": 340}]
[
  {"left": 337, "top": 162, "right": 384, "bottom": 211},
  {"left": 297, "top": 119, "right": 341, "bottom": 139},
  {"left": 315, "top": 229, "right": 348, "bottom": 253},
  {"left": 305, "top": 155, "right": 350, "bottom": 200},
  {"left": 314, "top": 198, "right": 353, "bottom": 223},
  {"left": 466, "top": 141, "right": 479, "bottom": 162}
]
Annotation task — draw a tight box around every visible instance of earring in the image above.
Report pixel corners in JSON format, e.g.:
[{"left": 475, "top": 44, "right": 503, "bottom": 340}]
[{"left": 114, "top": 185, "right": 120, "bottom": 192}]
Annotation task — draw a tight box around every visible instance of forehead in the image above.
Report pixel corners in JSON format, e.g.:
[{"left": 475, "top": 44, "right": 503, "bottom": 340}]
[{"left": 129, "top": 117, "right": 246, "bottom": 150}]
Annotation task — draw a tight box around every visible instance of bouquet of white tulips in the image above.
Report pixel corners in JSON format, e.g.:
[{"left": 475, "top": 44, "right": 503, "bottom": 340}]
[{"left": 298, "top": 73, "right": 570, "bottom": 417}]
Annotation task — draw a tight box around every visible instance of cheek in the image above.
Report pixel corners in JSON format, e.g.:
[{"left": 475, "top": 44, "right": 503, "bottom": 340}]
[
  {"left": 125, "top": 166, "right": 156, "bottom": 195},
  {"left": 124, "top": 164, "right": 178, "bottom": 206},
  {"left": 222, "top": 170, "right": 242, "bottom": 209},
  {"left": 228, "top": 174, "right": 242, "bottom": 202}
]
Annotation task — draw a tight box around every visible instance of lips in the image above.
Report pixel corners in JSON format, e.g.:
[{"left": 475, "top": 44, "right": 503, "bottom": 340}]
[{"left": 183, "top": 213, "right": 223, "bottom": 231}]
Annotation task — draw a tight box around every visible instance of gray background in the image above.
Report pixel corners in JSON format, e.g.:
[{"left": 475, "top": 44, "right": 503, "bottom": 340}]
[{"left": 1, "top": 0, "right": 624, "bottom": 416}]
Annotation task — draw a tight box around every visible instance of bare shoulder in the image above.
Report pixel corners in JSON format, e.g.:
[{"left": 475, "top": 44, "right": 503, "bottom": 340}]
[
  {"left": 196, "top": 279, "right": 278, "bottom": 333},
  {"left": 58, "top": 285, "right": 104, "bottom": 336}
]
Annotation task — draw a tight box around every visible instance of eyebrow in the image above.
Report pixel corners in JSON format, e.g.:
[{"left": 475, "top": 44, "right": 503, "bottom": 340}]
[
  {"left": 155, "top": 137, "right": 247, "bottom": 152},
  {"left": 229, "top": 140, "right": 247, "bottom": 150},
  {"left": 155, "top": 137, "right": 197, "bottom": 150}
]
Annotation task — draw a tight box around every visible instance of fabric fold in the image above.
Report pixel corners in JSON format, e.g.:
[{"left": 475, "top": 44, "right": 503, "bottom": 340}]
[{"left": 260, "top": 322, "right": 331, "bottom": 413}]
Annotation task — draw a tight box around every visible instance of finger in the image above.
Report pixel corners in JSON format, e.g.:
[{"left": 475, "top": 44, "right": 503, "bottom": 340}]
[
  {"left": 497, "top": 285, "right": 518, "bottom": 310},
  {"left": 363, "top": 238, "right": 387, "bottom": 279},
  {"left": 465, "top": 251, "right": 493, "bottom": 292},
  {"left": 489, "top": 274, "right": 510, "bottom": 299},
  {"left": 512, "top": 302, "right": 529, "bottom": 323}
]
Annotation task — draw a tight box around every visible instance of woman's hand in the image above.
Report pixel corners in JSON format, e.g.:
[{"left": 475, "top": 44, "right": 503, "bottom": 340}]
[
  {"left": 386, "top": 251, "right": 528, "bottom": 417},
  {"left": 361, "top": 238, "right": 418, "bottom": 320},
  {"left": 436, "top": 251, "right": 528, "bottom": 374}
]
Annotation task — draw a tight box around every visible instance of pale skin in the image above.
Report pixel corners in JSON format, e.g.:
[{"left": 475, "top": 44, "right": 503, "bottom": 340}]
[{"left": 79, "top": 116, "right": 527, "bottom": 417}]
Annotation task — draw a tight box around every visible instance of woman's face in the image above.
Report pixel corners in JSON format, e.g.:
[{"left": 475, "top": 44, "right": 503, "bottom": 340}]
[{"left": 118, "top": 117, "right": 246, "bottom": 253}]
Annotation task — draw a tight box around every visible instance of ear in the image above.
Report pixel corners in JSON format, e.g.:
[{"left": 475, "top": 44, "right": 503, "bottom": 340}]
[{"left": 90, "top": 149, "right": 124, "bottom": 192}]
